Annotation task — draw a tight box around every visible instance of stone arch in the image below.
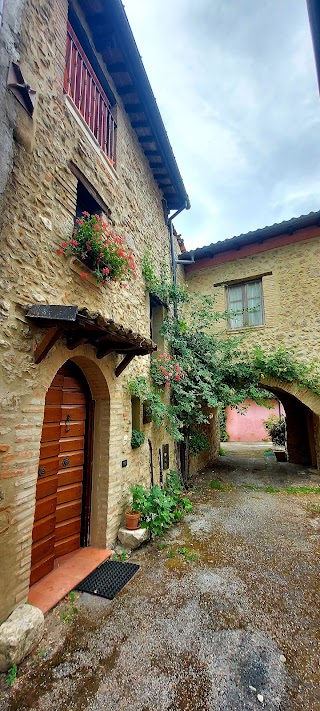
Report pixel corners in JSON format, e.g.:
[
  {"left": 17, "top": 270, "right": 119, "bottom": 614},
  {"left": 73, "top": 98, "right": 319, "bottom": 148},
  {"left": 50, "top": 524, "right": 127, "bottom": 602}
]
[{"left": 259, "top": 376, "right": 320, "bottom": 469}]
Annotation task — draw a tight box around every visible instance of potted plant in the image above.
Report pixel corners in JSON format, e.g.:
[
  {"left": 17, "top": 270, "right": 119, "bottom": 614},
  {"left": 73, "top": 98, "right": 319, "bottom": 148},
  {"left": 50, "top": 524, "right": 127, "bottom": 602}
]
[
  {"left": 58, "top": 212, "right": 136, "bottom": 286},
  {"left": 125, "top": 484, "right": 146, "bottom": 530},
  {"left": 263, "top": 415, "right": 287, "bottom": 461}
]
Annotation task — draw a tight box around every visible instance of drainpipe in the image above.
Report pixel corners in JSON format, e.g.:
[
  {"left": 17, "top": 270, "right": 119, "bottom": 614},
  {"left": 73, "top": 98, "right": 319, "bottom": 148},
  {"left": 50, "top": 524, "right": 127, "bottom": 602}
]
[{"left": 167, "top": 201, "right": 190, "bottom": 318}]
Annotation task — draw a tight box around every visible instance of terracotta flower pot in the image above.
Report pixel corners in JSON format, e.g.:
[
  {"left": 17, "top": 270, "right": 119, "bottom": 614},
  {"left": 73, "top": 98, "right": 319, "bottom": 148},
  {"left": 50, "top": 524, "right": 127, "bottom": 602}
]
[{"left": 125, "top": 510, "right": 140, "bottom": 530}]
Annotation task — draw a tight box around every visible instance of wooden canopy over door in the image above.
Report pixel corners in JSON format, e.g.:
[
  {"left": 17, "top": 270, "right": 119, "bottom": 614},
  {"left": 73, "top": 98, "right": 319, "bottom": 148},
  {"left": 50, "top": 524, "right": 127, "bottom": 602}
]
[{"left": 30, "top": 362, "right": 91, "bottom": 586}]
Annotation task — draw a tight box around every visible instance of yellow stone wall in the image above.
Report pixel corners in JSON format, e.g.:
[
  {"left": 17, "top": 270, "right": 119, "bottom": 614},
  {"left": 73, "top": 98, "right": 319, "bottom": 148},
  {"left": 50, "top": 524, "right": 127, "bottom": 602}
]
[
  {"left": 185, "top": 232, "right": 320, "bottom": 361},
  {"left": 0, "top": 0, "right": 183, "bottom": 622}
]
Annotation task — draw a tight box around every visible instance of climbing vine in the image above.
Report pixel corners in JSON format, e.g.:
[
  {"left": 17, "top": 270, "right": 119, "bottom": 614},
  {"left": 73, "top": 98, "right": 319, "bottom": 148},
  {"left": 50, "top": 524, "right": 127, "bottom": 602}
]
[
  {"left": 135, "top": 263, "right": 320, "bottom": 449},
  {"left": 142, "top": 252, "right": 188, "bottom": 307}
]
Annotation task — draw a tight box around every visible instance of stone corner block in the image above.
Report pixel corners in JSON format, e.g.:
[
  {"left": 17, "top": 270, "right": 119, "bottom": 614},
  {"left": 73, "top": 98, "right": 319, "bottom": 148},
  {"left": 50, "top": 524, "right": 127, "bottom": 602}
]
[
  {"left": 0, "top": 603, "right": 44, "bottom": 672},
  {"left": 118, "top": 526, "right": 150, "bottom": 550}
]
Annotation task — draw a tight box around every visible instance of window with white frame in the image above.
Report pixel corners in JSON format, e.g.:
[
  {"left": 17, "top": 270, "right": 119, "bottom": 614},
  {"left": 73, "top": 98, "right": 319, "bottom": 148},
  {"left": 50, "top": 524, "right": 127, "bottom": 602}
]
[{"left": 227, "top": 279, "right": 264, "bottom": 329}]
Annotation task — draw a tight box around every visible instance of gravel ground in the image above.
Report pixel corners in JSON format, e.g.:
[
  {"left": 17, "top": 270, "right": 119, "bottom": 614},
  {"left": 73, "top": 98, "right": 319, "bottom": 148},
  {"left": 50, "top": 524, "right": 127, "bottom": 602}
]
[{"left": 1, "top": 444, "right": 320, "bottom": 711}]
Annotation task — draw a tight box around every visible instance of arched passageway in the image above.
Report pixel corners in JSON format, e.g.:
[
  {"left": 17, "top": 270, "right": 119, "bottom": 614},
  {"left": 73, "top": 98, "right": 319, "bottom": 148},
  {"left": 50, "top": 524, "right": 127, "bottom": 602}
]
[{"left": 260, "top": 376, "right": 320, "bottom": 470}]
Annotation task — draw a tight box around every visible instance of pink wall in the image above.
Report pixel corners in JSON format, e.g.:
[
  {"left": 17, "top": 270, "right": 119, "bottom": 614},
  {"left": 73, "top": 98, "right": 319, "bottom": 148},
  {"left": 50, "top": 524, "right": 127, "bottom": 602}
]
[{"left": 226, "top": 399, "right": 285, "bottom": 442}]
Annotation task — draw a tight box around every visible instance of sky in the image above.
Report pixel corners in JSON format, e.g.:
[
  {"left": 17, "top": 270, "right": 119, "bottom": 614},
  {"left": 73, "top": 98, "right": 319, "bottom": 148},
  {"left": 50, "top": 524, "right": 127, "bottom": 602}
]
[{"left": 123, "top": 0, "right": 320, "bottom": 251}]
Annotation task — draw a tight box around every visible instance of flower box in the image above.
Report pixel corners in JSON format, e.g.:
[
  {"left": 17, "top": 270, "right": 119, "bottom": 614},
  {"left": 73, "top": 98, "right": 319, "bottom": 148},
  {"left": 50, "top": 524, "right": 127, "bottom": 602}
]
[{"left": 59, "top": 213, "right": 136, "bottom": 287}]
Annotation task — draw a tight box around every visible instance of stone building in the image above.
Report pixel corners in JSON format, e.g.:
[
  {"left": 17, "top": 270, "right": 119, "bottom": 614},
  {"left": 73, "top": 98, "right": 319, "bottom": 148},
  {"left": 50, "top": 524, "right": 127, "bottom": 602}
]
[
  {"left": 181, "top": 212, "right": 320, "bottom": 470},
  {"left": 0, "top": 0, "right": 192, "bottom": 623}
]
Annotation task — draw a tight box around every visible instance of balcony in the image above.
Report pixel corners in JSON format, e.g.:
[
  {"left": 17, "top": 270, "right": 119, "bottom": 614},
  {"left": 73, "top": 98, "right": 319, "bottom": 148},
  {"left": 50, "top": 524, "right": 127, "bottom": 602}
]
[{"left": 64, "top": 22, "right": 117, "bottom": 166}]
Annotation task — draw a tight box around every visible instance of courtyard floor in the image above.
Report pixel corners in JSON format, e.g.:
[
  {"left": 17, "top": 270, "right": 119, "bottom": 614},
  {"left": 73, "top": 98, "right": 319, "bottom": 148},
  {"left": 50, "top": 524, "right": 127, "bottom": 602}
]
[{"left": 1, "top": 444, "right": 320, "bottom": 710}]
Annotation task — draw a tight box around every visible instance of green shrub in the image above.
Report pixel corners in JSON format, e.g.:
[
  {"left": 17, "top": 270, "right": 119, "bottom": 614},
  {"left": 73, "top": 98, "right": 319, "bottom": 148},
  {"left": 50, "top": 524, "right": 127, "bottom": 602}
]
[
  {"left": 129, "top": 472, "right": 192, "bottom": 537},
  {"left": 131, "top": 429, "right": 145, "bottom": 449},
  {"left": 189, "top": 430, "right": 209, "bottom": 455},
  {"left": 264, "top": 416, "right": 286, "bottom": 447}
]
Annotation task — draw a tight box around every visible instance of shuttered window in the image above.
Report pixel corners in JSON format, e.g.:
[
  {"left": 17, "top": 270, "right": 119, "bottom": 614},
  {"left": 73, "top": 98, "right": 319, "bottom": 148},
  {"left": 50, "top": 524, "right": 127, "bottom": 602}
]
[{"left": 227, "top": 279, "right": 264, "bottom": 329}]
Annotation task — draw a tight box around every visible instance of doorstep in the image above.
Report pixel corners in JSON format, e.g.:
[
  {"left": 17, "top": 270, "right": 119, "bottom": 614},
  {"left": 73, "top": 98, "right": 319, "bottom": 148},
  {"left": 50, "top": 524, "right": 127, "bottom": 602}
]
[{"left": 28, "top": 547, "right": 112, "bottom": 614}]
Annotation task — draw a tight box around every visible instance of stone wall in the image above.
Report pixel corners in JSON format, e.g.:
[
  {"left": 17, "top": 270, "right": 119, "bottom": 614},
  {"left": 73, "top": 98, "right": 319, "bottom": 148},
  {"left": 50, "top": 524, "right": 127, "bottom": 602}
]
[
  {"left": 185, "top": 238, "right": 320, "bottom": 469},
  {"left": 188, "top": 410, "right": 219, "bottom": 478},
  {"left": 185, "top": 229, "right": 320, "bottom": 360},
  {"left": 0, "top": 0, "right": 182, "bottom": 623}
]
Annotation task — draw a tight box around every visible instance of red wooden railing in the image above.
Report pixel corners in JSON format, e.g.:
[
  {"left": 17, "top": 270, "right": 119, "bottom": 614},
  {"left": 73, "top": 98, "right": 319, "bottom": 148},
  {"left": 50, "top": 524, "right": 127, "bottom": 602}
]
[{"left": 64, "top": 23, "right": 117, "bottom": 165}]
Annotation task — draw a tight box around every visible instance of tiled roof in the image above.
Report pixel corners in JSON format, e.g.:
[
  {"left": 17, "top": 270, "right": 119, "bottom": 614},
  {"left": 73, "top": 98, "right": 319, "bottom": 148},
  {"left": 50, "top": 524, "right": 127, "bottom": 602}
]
[{"left": 179, "top": 210, "right": 320, "bottom": 262}]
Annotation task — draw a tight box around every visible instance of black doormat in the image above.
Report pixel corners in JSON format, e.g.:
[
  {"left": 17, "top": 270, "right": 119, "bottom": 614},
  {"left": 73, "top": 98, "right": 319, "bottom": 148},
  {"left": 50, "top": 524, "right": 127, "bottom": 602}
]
[{"left": 75, "top": 560, "right": 140, "bottom": 600}]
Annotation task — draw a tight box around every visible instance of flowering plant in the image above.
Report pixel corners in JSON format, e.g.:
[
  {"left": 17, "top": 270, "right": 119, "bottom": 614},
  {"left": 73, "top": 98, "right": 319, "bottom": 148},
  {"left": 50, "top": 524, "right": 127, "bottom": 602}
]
[
  {"left": 150, "top": 352, "right": 186, "bottom": 388},
  {"left": 58, "top": 212, "right": 136, "bottom": 285}
]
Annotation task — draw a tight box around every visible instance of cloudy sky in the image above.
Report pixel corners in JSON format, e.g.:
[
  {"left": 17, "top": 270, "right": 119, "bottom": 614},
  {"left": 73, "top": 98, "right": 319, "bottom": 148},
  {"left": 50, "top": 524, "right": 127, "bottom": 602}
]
[{"left": 124, "top": 0, "right": 320, "bottom": 250}]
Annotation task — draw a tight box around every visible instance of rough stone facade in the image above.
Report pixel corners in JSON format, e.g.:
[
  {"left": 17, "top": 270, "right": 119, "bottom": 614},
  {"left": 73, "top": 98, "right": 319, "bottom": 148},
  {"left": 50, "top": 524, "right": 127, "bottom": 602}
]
[
  {"left": 185, "top": 227, "right": 320, "bottom": 469},
  {"left": 0, "top": 0, "right": 188, "bottom": 623}
]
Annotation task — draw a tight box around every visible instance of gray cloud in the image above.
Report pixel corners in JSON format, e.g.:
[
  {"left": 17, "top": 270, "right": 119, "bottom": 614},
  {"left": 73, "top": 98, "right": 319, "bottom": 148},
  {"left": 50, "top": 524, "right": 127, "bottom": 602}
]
[{"left": 124, "top": 0, "right": 320, "bottom": 248}]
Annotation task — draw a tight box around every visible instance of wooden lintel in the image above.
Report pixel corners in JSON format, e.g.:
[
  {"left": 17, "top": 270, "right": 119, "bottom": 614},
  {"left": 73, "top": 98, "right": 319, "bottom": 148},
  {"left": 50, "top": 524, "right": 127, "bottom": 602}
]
[
  {"left": 213, "top": 271, "right": 273, "bottom": 288},
  {"left": 115, "top": 352, "right": 136, "bottom": 377},
  {"left": 96, "top": 345, "right": 115, "bottom": 360},
  {"left": 34, "top": 326, "right": 63, "bottom": 364}
]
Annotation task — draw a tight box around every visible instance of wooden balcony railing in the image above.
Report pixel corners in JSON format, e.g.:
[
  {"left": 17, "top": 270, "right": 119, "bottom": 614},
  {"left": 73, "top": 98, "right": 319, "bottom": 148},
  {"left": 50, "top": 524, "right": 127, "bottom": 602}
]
[{"left": 64, "top": 22, "right": 117, "bottom": 165}]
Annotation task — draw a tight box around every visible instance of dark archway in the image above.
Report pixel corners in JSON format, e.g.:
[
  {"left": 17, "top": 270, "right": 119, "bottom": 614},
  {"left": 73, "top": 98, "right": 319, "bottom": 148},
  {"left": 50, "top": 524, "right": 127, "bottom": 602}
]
[{"left": 260, "top": 377, "right": 320, "bottom": 469}]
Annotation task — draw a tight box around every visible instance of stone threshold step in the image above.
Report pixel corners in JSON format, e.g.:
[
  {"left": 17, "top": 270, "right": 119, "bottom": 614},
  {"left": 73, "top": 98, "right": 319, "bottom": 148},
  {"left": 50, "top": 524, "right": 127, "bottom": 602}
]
[{"left": 28, "top": 547, "right": 112, "bottom": 614}]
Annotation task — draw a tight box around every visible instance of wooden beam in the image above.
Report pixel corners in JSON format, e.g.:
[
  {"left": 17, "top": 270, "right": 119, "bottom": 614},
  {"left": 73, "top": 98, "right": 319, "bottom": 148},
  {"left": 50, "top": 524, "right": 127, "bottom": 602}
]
[
  {"left": 67, "top": 334, "right": 88, "bottom": 350},
  {"left": 115, "top": 352, "right": 136, "bottom": 377},
  {"left": 107, "top": 62, "right": 127, "bottom": 73},
  {"left": 153, "top": 172, "right": 169, "bottom": 179},
  {"left": 138, "top": 135, "right": 154, "bottom": 143},
  {"left": 34, "top": 326, "right": 63, "bottom": 364},
  {"left": 131, "top": 120, "right": 149, "bottom": 128},
  {"left": 117, "top": 85, "right": 135, "bottom": 95},
  {"left": 96, "top": 345, "right": 115, "bottom": 360},
  {"left": 124, "top": 103, "right": 144, "bottom": 113}
]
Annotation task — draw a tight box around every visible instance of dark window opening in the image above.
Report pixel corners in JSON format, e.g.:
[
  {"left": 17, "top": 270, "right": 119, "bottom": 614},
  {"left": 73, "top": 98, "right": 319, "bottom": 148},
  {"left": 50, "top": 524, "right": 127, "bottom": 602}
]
[
  {"left": 76, "top": 181, "right": 102, "bottom": 219},
  {"left": 131, "top": 397, "right": 141, "bottom": 431},
  {"left": 150, "top": 296, "right": 165, "bottom": 350}
]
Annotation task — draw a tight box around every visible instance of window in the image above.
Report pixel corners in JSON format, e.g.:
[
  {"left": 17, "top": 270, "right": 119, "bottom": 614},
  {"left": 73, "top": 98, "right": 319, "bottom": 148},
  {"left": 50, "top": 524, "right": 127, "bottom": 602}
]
[
  {"left": 227, "top": 279, "right": 264, "bottom": 329},
  {"left": 76, "top": 181, "right": 102, "bottom": 219},
  {"left": 64, "top": 22, "right": 117, "bottom": 165},
  {"left": 131, "top": 397, "right": 141, "bottom": 431},
  {"left": 150, "top": 297, "right": 165, "bottom": 351}
]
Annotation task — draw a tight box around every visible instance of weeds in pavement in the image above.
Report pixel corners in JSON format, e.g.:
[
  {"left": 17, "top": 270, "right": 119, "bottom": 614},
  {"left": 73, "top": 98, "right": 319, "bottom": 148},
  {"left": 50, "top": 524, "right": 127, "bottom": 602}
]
[
  {"left": 157, "top": 542, "right": 167, "bottom": 550},
  {"left": 60, "top": 591, "right": 79, "bottom": 623},
  {"left": 265, "top": 486, "right": 281, "bottom": 493},
  {"left": 285, "top": 485, "right": 320, "bottom": 495},
  {"left": 166, "top": 549, "right": 175, "bottom": 559},
  {"left": 6, "top": 664, "right": 17, "bottom": 687},
  {"left": 210, "top": 480, "right": 235, "bottom": 491},
  {"left": 177, "top": 547, "right": 197, "bottom": 562},
  {"left": 112, "top": 552, "right": 128, "bottom": 561},
  {"left": 219, "top": 447, "right": 226, "bottom": 456},
  {"left": 307, "top": 502, "right": 320, "bottom": 512}
]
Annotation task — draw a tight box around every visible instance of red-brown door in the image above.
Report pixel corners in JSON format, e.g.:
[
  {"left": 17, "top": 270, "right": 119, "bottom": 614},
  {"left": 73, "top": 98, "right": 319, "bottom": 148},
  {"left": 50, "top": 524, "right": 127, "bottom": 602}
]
[{"left": 30, "top": 363, "right": 90, "bottom": 586}]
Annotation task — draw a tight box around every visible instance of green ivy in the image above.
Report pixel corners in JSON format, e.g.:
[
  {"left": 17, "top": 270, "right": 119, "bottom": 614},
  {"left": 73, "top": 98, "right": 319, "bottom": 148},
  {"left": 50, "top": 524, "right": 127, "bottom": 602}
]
[
  {"left": 131, "top": 429, "right": 145, "bottom": 449},
  {"left": 142, "top": 252, "right": 188, "bottom": 307},
  {"left": 189, "top": 430, "right": 210, "bottom": 455}
]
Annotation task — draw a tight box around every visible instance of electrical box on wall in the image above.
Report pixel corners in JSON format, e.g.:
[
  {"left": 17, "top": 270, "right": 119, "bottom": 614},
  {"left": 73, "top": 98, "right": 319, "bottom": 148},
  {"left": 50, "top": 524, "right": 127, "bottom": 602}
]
[{"left": 162, "top": 444, "right": 169, "bottom": 470}]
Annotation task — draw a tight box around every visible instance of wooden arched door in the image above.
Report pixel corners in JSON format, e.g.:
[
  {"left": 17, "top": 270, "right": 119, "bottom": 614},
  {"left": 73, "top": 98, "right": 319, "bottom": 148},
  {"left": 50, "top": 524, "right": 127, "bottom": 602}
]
[{"left": 30, "top": 362, "right": 93, "bottom": 586}]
